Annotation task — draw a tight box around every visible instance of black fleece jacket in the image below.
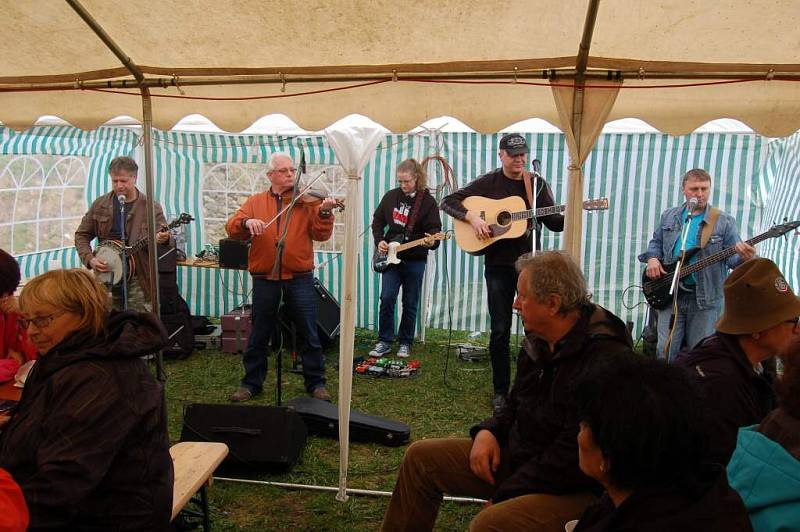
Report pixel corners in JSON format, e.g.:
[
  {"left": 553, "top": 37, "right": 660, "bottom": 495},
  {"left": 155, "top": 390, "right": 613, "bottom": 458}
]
[
  {"left": 0, "top": 311, "right": 173, "bottom": 531},
  {"left": 574, "top": 463, "right": 752, "bottom": 532},
  {"left": 470, "top": 304, "right": 632, "bottom": 503},
  {"left": 675, "top": 332, "right": 776, "bottom": 465},
  {"left": 371, "top": 188, "right": 442, "bottom": 262}
]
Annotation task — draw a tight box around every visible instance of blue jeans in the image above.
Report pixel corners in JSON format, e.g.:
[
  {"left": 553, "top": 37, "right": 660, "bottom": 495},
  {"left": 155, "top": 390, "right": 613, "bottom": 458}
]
[
  {"left": 241, "top": 276, "right": 326, "bottom": 393},
  {"left": 656, "top": 291, "right": 720, "bottom": 363},
  {"left": 484, "top": 265, "right": 519, "bottom": 396},
  {"left": 378, "top": 260, "right": 427, "bottom": 346}
]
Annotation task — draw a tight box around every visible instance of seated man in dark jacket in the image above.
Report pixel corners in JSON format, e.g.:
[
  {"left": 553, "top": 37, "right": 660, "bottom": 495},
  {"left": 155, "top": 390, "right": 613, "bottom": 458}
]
[
  {"left": 675, "top": 257, "right": 800, "bottom": 464},
  {"left": 380, "top": 251, "right": 632, "bottom": 532}
]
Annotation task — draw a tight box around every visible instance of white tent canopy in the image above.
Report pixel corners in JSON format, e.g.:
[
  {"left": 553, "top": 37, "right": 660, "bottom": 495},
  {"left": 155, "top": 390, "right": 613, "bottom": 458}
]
[{"left": 1, "top": 0, "right": 799, "bottom": 136}]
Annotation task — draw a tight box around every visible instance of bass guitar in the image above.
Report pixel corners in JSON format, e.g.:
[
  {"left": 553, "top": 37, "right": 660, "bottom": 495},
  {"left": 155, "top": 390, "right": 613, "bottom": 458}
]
[
  {"left": 453, "top": 196, "right": 609, "bottom": 254},
  {"left": 372, "top": 232, "right": 450, "bottom": 273},
  {"left": 642, "top": 220, "right": 800, "bottom": 309},
  {"left": 94, "top": 212, "right": 194, "bottom": 286}
]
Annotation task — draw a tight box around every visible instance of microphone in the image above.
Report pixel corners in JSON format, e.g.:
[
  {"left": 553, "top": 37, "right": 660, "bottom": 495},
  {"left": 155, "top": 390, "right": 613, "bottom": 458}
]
[
  {"left": 687, "top": 197, "right": 699, "bottom": 213},
  {"left": 294, "top": 149, "right": 306, "bottom": 194},
  {"left": 118, "top": 194, "right": 126, "bottom": 204},
  {"left": 531, "top": 159, "right": 542, "bottom": 178}
]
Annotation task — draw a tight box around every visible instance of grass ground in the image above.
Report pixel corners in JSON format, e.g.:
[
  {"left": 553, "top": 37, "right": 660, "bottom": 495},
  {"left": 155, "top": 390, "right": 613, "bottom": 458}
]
[{"left": 164, "top": 327, "right": 522, "bottom": 531}]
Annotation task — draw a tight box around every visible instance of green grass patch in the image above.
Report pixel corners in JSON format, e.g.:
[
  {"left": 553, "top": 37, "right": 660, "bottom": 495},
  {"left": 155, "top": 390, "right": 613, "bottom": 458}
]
[{"left": 164, "top": 328, "right": 520, "bottom": 531}]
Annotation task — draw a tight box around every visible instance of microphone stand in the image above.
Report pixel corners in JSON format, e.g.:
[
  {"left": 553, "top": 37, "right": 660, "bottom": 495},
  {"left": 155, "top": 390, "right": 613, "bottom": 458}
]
[
  {"left": 664, "top": 202, "right": 695, "bottom": 358},
  {"left": 530, "top": 159, "right": 541, "bottom": 252},
  {"left": 119, "top": 196, "right": 129, "bottom": 311},
  {"left": 271, "top": 149, "right": 306, "bottom": 406}
]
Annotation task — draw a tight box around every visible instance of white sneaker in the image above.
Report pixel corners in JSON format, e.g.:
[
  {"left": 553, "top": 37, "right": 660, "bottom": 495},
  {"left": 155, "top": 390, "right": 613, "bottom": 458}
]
[
  {"left": 369, "top": 341, "right": 392, "bottom": 358},
  {"left": 397, "top": 344, "right": 411, "bottom": 358}
]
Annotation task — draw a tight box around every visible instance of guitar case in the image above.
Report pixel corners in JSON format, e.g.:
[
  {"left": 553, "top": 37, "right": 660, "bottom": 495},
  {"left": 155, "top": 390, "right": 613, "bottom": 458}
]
[
  {"left": 287, "top": 397, "right": 410, "bottom": 447},
  {"left": 159, "top": 250, "right": 194, "bottom": 359}
]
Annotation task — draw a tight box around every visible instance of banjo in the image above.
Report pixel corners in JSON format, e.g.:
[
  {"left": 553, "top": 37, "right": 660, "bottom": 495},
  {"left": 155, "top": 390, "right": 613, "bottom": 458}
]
[{"left": 93, "top": 213, "right": 194, "bottom": 286}]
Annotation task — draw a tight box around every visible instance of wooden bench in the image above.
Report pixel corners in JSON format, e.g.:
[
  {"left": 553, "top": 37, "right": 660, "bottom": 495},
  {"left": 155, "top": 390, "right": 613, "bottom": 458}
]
[{"left": 170, "top": 441, "right": 229, "bottom": 531}]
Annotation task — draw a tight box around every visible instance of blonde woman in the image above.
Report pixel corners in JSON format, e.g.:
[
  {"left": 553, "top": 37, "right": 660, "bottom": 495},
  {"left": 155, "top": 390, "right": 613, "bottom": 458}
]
[{"left": 0, "top": 269, "right": 173, "bottom": 531}]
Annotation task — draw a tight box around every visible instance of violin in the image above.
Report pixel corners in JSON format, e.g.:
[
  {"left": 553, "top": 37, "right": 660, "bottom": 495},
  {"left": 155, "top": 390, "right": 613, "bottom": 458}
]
[{"left": 296, "top": 189, "right": 345, "bottom": 211}]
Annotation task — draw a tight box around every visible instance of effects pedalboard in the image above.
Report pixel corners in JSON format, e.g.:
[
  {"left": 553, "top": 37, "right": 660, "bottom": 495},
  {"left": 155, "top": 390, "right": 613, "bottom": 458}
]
[{"left": 355, "top": 357, "right": 420, "bottom": 378}]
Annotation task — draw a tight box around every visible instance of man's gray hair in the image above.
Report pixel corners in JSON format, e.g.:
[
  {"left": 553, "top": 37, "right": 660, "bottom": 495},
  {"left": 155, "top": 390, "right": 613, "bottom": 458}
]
[
  {"left": 515, "top": 251, "right": 590, "bottom": 314},
  {"left": 267, "top": 152, "right": 295, "bottom": 172}
]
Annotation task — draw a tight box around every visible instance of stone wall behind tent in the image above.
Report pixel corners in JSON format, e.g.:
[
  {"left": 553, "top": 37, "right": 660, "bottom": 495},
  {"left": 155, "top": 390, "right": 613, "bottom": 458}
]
[{"left": 2, "top": 125, "right": 775, "bottom": 339}]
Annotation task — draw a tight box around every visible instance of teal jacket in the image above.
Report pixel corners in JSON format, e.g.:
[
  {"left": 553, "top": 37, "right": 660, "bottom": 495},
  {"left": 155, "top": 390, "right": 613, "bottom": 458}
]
[{"left": 728, "top": 425, "right": 800, "bottom": 532}]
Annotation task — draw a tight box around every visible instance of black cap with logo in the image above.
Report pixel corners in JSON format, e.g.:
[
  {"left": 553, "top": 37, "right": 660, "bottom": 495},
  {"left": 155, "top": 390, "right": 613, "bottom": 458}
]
[{"left": 499, "top": 133, "right": 529, "bottom": 156}]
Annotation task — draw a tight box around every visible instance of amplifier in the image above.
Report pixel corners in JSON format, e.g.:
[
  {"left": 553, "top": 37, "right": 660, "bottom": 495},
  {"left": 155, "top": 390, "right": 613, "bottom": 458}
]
[{"left": 219, "top": 238, "right": 250, "bottom": 270}]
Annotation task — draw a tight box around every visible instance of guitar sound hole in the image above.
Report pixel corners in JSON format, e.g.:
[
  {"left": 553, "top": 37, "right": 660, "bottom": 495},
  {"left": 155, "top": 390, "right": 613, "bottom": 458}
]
[{"left": 496, "top": 211, "right": 511, "bottom": 226}]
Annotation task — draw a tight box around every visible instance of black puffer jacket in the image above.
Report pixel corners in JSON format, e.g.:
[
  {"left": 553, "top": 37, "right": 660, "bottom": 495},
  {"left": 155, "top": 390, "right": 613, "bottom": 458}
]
[
  {"left": 675, "top": 333, "right": 776, "bottom": 465},
  {"left": 471, "top": 304, "right": 632, "bottom": 502},
  {"left": 0, "top": 311, "right": 173, "bottom": 531},
  {"left": 574, "top": 464, "right": 752, "bottom": 531}
]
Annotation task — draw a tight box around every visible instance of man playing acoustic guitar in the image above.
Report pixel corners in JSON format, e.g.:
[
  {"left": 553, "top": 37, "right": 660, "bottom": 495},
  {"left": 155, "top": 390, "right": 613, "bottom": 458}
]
[
  {"left": 441, "top": 134, "right": 563, "bottom": 414},
  {"left": 75, "top": 156, "right": 171, "bottom": 312},
  {"left": 638, "top": 168, "right": 755, "bottom": 362},
  {"left": 370, "top": 158, "right": 442, "bottom": 359}
]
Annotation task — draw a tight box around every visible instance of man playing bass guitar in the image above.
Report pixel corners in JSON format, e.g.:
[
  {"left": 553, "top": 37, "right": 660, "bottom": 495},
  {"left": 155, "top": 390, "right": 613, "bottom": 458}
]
[{"left": 638, "top": 168, "right": 755, "bottom": 362}]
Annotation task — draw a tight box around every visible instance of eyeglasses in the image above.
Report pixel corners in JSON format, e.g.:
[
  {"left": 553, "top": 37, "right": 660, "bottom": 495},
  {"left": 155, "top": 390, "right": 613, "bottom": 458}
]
[
  {"left": 786, "top": 316, "right": 800, "bottom": 329},
  {"left": 271, "top": 167, "right": 297, "bottom": 175},
  {"left": 397, "top": 178, "right": 416, "bottom": 185},
  {"left": 19, "top": 311, "right": 65, "bottom": 329}
]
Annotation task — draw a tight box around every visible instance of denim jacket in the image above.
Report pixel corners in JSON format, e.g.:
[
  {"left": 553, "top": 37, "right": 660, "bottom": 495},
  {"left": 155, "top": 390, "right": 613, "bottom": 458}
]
[{"left": 638, "top": 204, "right": 744, "bottom": 310}]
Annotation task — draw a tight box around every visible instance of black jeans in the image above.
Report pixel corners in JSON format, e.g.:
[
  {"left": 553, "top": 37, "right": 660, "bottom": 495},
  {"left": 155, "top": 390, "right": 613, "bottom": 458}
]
[
  {"left": 241, "top": 276, "right": 326, "bottom": 394},
  {"left": 484, "top": 265, "right": 519, "bottom": 396}
]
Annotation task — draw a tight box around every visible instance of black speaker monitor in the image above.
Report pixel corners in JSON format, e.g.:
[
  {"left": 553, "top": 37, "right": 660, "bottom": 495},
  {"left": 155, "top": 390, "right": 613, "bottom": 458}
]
[
  {"left": 218, "top": 238, "right": 250, "bottom": 270},
  {"left": 180, "top": 403, "right": 307, "bottom": 475}
]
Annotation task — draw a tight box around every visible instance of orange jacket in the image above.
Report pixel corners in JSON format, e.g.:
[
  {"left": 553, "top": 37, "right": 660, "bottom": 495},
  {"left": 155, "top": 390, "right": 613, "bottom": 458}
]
[{"left": 225, "top": 190, "right": 334, "bottom": 279}]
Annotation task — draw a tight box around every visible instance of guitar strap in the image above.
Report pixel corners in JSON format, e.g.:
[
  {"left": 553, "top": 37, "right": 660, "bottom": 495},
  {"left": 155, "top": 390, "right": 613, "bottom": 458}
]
[
  {"left": 403, "top": 189, "right": 426, "bottom": 240},
  {"left": 699, "top": 207, "right": 721, "bottom": 248},
  {"left": 522, "top": 171, "right": 535, "bottom": 210}
]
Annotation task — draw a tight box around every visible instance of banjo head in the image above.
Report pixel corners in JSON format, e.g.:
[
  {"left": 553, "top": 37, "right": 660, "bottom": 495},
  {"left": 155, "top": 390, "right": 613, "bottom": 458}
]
[{"left": 94, "top": 241, "right": 125, "bottom": 285}]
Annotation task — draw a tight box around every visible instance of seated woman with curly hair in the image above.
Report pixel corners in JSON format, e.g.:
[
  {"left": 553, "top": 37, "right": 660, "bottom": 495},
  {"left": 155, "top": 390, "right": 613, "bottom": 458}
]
[
  {"left": 0, "top": 249, "right": 36, "bottom": 383},
  {"left": 572, "top": 354, "right": 751, "bottom": 532},
  {"left": 0, "top": 269, "right": 173, "bottom": 531}
]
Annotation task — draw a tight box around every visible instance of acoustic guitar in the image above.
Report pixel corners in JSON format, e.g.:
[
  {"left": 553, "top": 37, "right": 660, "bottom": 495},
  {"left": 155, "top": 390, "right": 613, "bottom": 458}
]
[
  {"left": 641, "top": 220, "right": 800, "bottom": 309},
  {"left": 452, "top": 196, "right": 609, "bottom": 254},
  {"left": 372, "top": 232, "right": 450, "bottom": 273}
]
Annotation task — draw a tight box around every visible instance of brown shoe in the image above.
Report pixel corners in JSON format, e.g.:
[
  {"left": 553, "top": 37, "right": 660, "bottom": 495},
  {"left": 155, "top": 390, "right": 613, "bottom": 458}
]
[
  {"left": 229, "top": 387, "right": 253, "bottom": 403},
  {"left": 311, "top": 386, "right": 332, "bottom": 402}
]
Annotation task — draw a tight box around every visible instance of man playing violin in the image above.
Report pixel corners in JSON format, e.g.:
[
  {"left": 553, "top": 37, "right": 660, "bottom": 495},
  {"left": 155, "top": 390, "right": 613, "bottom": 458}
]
[
  {"left": 226, "top": 152, "right": 338, "bottom": 403},
  {"left": 75, "top": 156, "right": 171, "bottom": 312}
]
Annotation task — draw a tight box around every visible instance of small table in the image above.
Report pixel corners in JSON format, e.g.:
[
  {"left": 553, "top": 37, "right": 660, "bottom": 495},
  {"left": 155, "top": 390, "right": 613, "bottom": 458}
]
[{"left": 0, "top": 380, "right": 22, "bottom": 402}]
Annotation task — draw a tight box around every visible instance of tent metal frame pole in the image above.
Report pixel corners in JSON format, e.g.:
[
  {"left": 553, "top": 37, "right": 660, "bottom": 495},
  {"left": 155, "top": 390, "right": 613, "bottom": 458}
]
[
  {"left": 67, "top": 0, "right": 164, "bottom": 380},
  {"left": 214, "top": 477, "right": 486, "bottom": 504},
  {"left": 564, "top": 0, "right": 601, "bottom": 263},
  {"left": 2, "top": 71, "right": 799, "bottom": 93},
  {"left": 64, "top": 0, "right": 144, "bottom": 83},
  {"left": 141, "top": 87, "right": 164, "bottom": 381}
]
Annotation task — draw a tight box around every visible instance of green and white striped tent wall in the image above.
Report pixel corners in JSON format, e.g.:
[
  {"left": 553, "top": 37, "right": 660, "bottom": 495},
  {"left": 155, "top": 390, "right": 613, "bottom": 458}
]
[
  {"left": 2, "top": 126, "right": 139, "bottom": 275},
  {"left": 5, "top": 125, "right": 790, "bottom": 338},
  {"left": 759, "top": 130, "right": 800, "bottom": 292}
]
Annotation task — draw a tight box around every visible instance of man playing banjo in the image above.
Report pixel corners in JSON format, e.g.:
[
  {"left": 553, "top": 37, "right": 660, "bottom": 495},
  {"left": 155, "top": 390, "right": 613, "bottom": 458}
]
[{"left": 75, "top": 156, "right": 171, "bottom": 311}]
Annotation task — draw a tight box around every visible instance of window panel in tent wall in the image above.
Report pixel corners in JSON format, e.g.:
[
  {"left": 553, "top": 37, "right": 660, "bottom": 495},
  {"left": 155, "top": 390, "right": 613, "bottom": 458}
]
[
  {"left": 0, "top": 154, "right": 88, "bottom": 255},
  {"left": 200, "top": 161, "right": 346, "bottom": 253}
]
